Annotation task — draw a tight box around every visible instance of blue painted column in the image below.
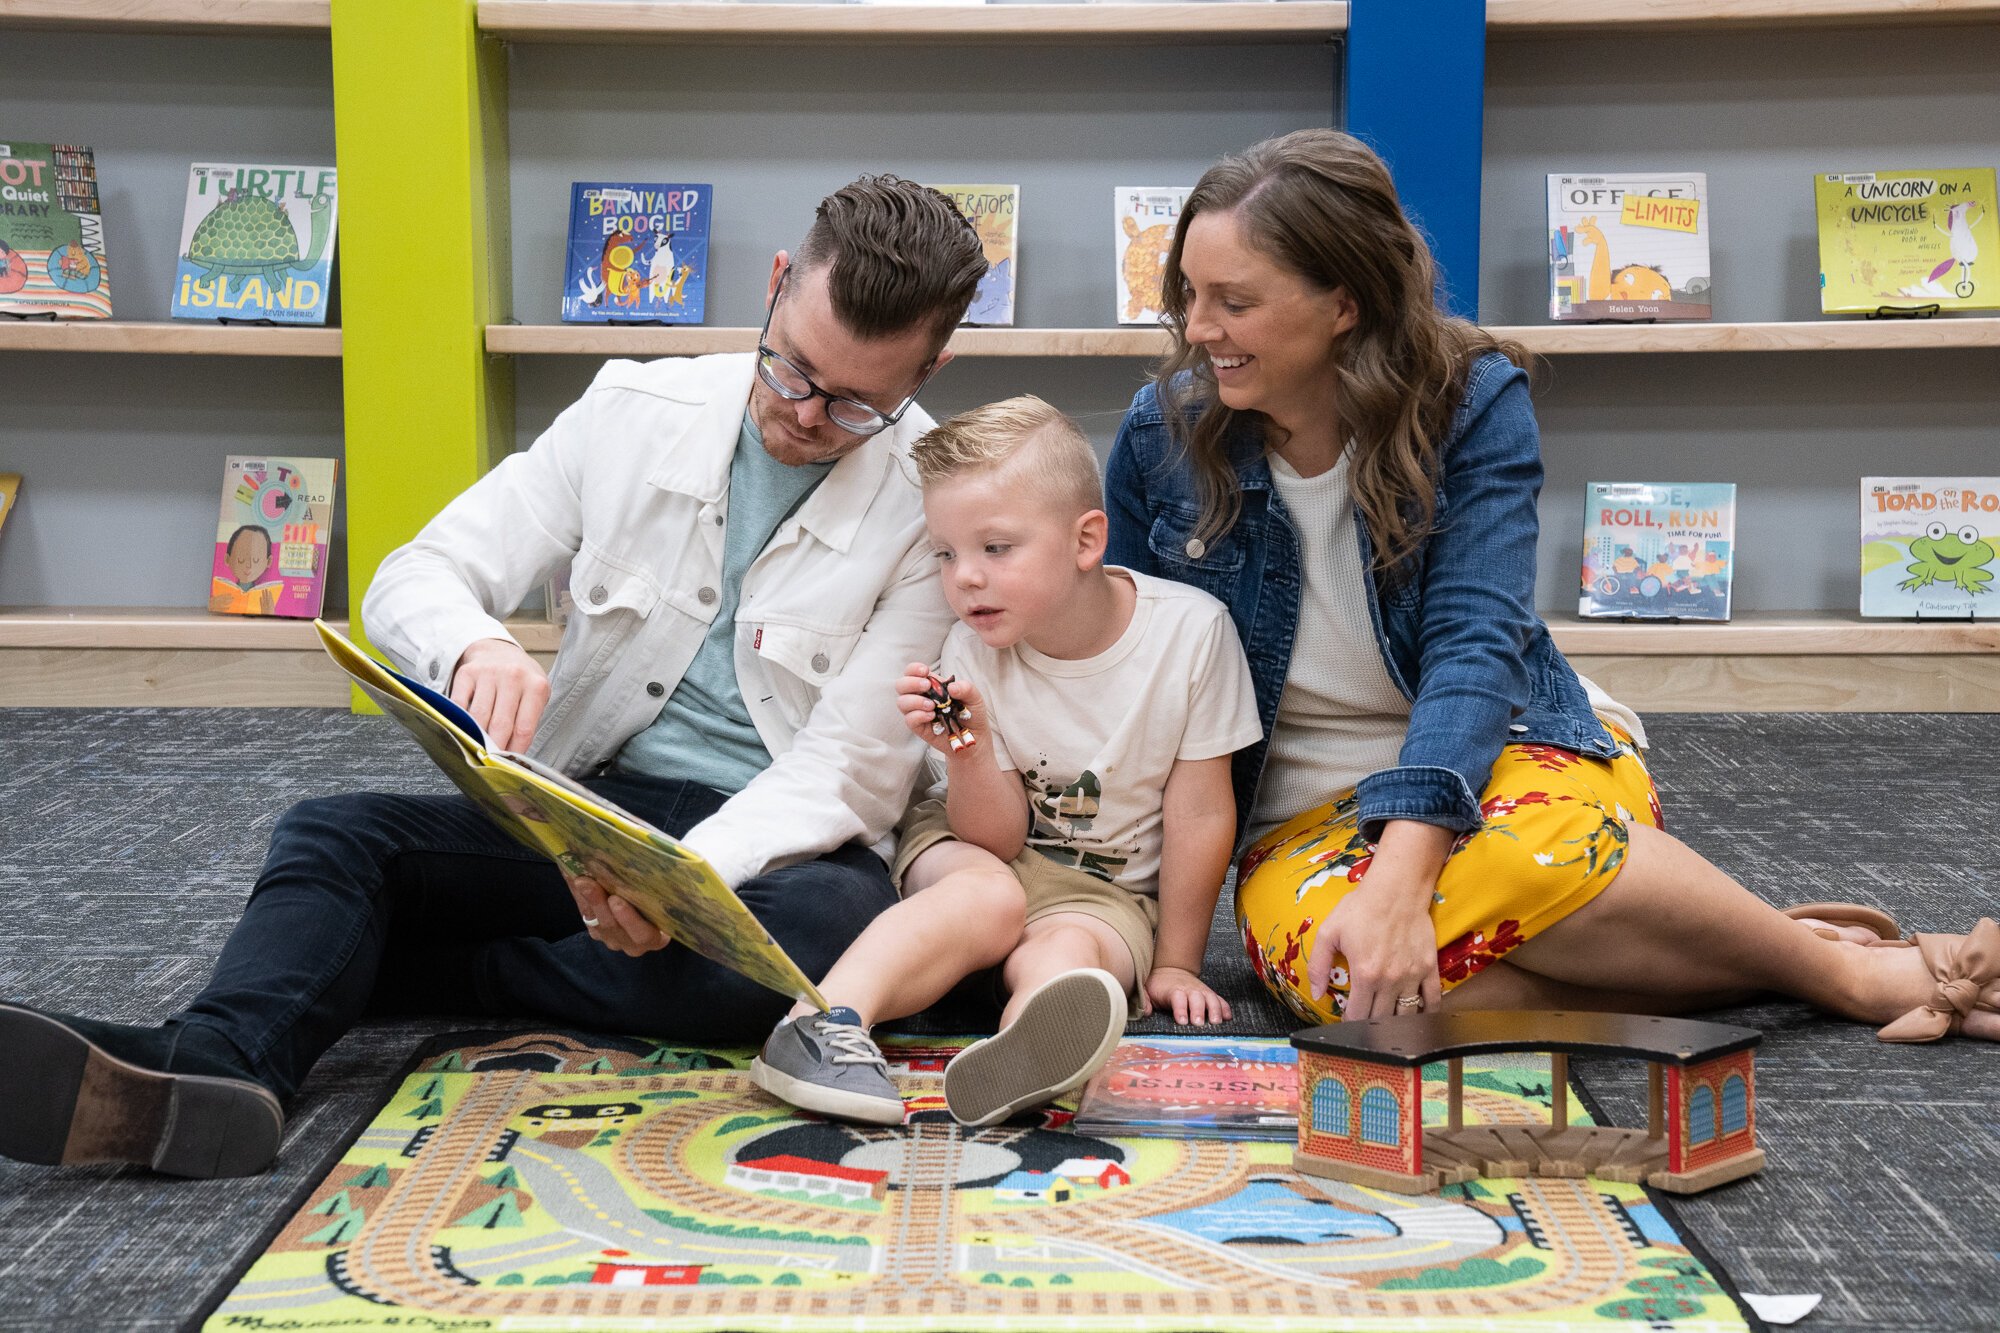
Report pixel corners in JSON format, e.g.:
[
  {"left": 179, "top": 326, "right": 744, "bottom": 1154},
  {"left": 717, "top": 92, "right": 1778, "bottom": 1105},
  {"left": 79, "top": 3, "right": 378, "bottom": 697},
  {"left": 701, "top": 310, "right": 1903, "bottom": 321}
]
[{"left": 1342, "top": 0, "right": 1487, "bottom": 319}]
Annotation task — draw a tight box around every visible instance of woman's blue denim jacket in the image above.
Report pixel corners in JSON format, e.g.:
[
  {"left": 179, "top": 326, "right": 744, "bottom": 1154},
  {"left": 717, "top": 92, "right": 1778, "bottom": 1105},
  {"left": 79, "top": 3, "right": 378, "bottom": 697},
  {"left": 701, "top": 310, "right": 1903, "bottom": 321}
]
[{"left": 1104, "top": 351, "right": 1615, "bottom": 845}]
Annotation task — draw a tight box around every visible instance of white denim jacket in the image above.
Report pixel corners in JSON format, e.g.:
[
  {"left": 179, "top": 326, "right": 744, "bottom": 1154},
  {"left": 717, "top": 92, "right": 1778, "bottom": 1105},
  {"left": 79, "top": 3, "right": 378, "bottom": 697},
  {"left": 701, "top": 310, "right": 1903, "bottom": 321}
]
[{"left": 363, "top": 352, "right": 953, "bottom": 888}]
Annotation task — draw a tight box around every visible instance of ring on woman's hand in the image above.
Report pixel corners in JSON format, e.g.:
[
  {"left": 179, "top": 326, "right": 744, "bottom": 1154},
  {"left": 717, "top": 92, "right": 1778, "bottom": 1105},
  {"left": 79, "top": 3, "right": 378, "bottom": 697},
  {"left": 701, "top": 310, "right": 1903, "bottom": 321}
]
[
  {"left": 1395, "top": 993, "right": 1424, "bottom": 1011},
  {"left": 581, "top": 915, "right": 601, "bottom": 928}
]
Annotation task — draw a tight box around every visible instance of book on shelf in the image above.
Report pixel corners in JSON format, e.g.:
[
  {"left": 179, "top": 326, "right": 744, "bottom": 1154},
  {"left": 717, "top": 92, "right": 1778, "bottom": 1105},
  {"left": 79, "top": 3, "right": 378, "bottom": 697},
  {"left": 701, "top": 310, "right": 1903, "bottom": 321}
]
[
  {"left": 562, "top": 182, "right": 710, "bottom": 324},
  {"left": 209, "top": 456, "right": 338, "bottom": 619},
  {"left": 1114, "top": 186, "right": 1188, "bottom": 325},
  {"left": 314, "top": 620, "right": 830, "bottom": 1009},
  {"left": 1815, "top": 169, "right": 1999, "bottom": 314},
  {"left": 1578, "top": 482, "right": 1735, "bottom": 622},
  {"left": 1860, "top": 477, "right": 1998, "bottom": 619},
  {"left": 1072, "top": 1035, "right": 1298, "bottom": 1140},
  {"left": 0, "top": 141, "right": 110, "bottom": 320},
  {"left": 0, "top": 473, "right": 19, "bottom": 544},
  {"left": 927, "top": 183, "right": 1016, "bottom": 326},
  {"left": 171, "top": 163, "right": 338, "bottom": 325},
  {"left": 1546, "top": 172, "right": 1711, "bottom": 322}
]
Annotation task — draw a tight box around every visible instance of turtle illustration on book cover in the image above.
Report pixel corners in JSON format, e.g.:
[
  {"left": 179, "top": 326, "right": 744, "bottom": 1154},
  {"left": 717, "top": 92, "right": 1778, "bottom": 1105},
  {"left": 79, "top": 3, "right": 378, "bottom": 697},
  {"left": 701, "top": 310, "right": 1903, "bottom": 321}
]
[{"left": 172, "top": 164, "right": 337, "bottom": 324}]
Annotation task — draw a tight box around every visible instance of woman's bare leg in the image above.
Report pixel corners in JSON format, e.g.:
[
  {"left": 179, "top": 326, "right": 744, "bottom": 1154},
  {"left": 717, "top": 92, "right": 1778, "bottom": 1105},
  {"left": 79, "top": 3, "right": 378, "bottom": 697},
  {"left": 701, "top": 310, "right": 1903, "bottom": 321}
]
[{"left": 1454, "top": 823, "right": 2000, "bottom": 1041}]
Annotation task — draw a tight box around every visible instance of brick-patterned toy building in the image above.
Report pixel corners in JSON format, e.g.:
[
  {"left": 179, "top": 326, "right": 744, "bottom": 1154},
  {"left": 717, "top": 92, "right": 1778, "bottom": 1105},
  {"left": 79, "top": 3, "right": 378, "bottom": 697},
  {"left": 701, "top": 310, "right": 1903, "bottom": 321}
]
[{"left": 1291, "top": 1011, "right": 1764, "bottom": 1195}]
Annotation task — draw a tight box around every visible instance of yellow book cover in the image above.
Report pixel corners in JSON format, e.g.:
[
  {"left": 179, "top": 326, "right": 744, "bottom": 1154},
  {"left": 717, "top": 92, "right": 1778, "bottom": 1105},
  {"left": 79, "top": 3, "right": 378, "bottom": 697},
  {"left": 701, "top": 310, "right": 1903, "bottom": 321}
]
[
  {"left": 1816, "top": 168, "right": 1998, "bottom": 313},
  {"left": 0, "top": 474, "right": 19, "bottom": 543},
  {"left": 314, "top": 621, "right": 830, "bottom": 1010},
  {"left": 928, "top": 183, "right": 1016, "bottom": 325}
]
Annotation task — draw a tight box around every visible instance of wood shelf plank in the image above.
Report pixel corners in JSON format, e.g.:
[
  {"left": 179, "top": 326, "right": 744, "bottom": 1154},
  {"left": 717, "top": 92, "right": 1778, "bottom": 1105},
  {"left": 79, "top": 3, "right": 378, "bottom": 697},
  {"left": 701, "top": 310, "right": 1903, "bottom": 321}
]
[
  {"left": 0, "top": 321, "right": 341, "bottom": 356},
  {"left": 1549, "top": 610, "right": 2000, "bottom": 655},
  {"left": 486, "top": 324, "right": 1170, "bottom": 357},
  {"left": 0, "top": 0, "right": 329, "bottom": 34},
  {"left": 489, "top": 321, "right": 2000, "bottom": 358},
  {"left": 1498, "top": 318, "right": 2000, "bottom": 353},
  {"left": 8, "top": 606, "right": 1992, "bottom": 656},
  {"left": 479, "top": 2, "right": 1345, "bottom": 43},
  {"left": 1487, "top": 0, "right": 2000, "bottom": 36}
]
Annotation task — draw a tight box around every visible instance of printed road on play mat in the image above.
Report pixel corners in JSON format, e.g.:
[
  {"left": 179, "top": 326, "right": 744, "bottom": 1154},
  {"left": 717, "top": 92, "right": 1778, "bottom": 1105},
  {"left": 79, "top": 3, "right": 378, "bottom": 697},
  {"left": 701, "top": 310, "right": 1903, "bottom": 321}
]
[{"left": 204, "top": 1031, "right": 1751, "bottom": 1332}]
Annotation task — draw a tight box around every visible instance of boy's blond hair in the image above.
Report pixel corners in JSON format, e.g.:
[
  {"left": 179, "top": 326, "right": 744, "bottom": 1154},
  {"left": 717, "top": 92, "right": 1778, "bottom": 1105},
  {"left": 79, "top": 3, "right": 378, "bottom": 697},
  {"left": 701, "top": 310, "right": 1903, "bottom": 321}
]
[{"left": 910, "top": 395, "right": 1103, "bottom": 517}]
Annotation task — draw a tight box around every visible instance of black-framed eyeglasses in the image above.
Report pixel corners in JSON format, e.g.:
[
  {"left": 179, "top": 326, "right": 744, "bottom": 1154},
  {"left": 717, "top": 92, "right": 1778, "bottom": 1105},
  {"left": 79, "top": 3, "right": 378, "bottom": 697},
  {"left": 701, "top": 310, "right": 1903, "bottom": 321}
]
[{"left": 755, "top": 267, "right": 939, "bottom": 437}]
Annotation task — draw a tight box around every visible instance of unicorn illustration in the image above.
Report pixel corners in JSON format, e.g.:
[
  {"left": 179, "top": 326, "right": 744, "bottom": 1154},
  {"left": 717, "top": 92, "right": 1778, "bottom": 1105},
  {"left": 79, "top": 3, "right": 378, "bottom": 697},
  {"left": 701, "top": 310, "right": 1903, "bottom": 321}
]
[{"left": 1900, "top": 200, "right": 1985, "bottom": 300}]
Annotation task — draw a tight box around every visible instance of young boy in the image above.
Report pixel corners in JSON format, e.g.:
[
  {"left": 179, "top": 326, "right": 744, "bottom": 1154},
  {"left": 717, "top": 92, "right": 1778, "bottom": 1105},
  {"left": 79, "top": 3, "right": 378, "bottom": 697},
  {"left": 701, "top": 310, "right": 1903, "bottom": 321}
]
[{"left": 749, "top": 396, "right": 1260, "bottom": 1127}]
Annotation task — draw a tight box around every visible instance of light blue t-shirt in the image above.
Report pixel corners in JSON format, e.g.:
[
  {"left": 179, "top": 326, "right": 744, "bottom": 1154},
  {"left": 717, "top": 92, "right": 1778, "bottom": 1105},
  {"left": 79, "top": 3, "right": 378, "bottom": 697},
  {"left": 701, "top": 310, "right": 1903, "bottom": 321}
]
[{"left": 614, "top": 414, "right": 834, "bottom": 794}]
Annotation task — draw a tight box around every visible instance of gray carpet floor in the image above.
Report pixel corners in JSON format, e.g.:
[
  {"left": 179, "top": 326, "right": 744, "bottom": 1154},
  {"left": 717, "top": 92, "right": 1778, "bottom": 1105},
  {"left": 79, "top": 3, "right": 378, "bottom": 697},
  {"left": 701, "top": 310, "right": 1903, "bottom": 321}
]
[{"left": 0, "top": 708, "right": 1995, "bottom": 1331}]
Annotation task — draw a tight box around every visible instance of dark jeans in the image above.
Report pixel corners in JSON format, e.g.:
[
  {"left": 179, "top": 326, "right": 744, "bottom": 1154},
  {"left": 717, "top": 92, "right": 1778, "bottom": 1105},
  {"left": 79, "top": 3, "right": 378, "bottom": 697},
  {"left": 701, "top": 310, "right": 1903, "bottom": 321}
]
[{"left": 174, "top": 773, "right": 898, "bottom": 1100}]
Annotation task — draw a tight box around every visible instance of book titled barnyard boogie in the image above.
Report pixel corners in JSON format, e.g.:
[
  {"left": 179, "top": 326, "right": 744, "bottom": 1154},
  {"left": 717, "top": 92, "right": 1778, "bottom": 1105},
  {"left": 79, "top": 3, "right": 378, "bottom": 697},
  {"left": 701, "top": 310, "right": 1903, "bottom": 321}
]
[
  {"left": 1579, "top": 482, "right": 1736, "bottom": 621},
  {"left": 928, "top": 183, "right": 1017, "bottom": 325},
  {"left": 1860, "top": 477, "right": 1999, "bottom": 619},
  {"left": 561, "top": 182, "right": 710, "bottom": 324},
  {"left": 1114, "top": 186, "right": 1189, "bottom": 325},
  {"left": 0, "top": 140, "right": 110, "bottom": 319},
  {"left": 210, "top": 456, "right": 338, "bottom": 619},
  {"left": 1816, "top": 169, "right": 1999, "bottom": 314},
  {"left": 171, "top": 163, "right": 338, "bottom": 324},
  {"left": 1546, "top": 172, "right": 1712, "bottom": 322}
]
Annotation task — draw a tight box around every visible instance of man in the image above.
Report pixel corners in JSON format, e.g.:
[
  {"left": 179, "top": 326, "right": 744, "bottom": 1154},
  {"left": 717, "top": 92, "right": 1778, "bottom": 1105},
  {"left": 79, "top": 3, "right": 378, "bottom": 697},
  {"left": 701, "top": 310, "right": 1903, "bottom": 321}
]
[{"left": 0, "top": 176, "right": 987, "bottom": 1180}]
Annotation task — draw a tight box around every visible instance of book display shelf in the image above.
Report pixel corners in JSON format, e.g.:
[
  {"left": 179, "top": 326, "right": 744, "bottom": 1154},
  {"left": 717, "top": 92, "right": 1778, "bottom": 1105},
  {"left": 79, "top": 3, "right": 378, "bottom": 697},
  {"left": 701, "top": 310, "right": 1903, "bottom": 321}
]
[{"left": 2, "top": 0, "right": 1994, "bottom": 709}]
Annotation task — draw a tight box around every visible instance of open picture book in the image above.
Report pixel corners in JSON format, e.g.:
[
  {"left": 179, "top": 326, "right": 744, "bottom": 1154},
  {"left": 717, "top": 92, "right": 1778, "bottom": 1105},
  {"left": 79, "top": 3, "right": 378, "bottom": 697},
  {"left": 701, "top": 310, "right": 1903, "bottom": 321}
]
[{"left": 314, "top": 620, "right": 828, "bottom": 1011}]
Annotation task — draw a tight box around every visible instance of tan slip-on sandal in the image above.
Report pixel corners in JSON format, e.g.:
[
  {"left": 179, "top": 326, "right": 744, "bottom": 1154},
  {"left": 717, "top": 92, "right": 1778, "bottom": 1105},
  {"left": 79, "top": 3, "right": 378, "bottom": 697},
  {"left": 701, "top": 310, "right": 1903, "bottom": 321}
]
[
  {"left": 1877, "top": 918, "right": 2000, "bottom": 1043},
  {"left": 1782, "top": 901, "right": 1911, "bottom": 946}
]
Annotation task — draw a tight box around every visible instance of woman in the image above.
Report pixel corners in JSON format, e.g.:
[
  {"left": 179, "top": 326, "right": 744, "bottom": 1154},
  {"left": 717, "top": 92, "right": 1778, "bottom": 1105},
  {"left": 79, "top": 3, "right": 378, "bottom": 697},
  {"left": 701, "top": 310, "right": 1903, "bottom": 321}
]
[{"left": 1104, "top": 129, "right": 1996, "bottom": 1043}]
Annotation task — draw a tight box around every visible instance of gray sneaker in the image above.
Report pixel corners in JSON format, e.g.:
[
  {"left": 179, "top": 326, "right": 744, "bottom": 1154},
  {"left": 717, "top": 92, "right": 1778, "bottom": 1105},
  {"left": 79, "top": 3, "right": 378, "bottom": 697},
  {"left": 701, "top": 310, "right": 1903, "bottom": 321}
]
[
  {"left": 944, "top": 968, "right": 1127, "bottom": 1128},
  {"left": 749, "top": 1007, "right": 905, "bottom": 1126}
]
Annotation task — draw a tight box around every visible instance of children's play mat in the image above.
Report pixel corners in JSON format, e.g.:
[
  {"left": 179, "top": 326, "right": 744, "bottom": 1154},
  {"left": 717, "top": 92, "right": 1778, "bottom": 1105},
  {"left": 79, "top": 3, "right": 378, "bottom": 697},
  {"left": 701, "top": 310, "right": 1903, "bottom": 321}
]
[{"left": 201, "top": 1030, "right": 1754, "bottom": 1332}]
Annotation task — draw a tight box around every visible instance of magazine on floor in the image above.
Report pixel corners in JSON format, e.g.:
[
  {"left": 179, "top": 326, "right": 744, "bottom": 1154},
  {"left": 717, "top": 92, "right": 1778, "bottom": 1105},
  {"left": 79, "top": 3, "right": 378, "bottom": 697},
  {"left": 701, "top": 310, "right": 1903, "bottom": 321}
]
[
  {"left": 1073, "top": 1034, "right": 1298, "bottom": 1140},
  {"left": 314, "top": 620, "right": 830, "bottom": 1009}
]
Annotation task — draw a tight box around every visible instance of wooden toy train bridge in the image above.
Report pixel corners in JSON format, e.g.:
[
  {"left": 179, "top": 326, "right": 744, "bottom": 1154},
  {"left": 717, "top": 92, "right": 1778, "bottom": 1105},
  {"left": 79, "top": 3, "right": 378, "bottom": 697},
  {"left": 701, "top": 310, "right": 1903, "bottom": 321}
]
[{"left": 1291, "top": 1011, "right": 1765, "bottom": 1196}]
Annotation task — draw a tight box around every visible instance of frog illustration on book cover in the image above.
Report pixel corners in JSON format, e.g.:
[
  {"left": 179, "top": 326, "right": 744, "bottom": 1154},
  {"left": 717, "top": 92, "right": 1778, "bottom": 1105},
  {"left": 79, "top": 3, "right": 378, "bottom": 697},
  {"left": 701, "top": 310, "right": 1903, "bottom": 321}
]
[{"left": 1860, "top": 477, "right": 1999, "bottom": 618}]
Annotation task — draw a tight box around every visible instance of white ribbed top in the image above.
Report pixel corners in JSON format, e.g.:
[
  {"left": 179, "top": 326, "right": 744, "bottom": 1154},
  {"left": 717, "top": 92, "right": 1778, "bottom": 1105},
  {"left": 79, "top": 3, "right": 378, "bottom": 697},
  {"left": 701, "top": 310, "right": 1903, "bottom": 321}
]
[{"left": 1248, "top": 450, "right": 1412, "bottom": 843}]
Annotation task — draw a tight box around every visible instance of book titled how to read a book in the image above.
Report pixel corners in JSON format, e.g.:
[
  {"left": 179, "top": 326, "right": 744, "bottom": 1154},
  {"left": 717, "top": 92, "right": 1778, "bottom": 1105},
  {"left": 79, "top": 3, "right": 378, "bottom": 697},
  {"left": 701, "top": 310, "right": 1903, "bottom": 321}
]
[{"left": 315, "top": 621, "right": 828, "bottom": 1009}]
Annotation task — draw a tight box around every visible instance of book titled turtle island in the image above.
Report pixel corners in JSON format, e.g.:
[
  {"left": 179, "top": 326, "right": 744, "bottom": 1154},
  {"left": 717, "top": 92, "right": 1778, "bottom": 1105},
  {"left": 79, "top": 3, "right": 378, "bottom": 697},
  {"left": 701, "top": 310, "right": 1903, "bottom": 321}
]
[
  {"left": 0, "top": 140, "right": 110, "bottom": 319},
  {"left": 1860, "top": 477, "right": 1999, "bottom": 619},
  {"left": 1815, "top": 169, "right": 1998, "bottom": 314},
  {"left": 210, "top": 456, "right": 338, "bottom": 619},
  {"left": 1579, "top": 482, "right": 1735, "bottom": 622},
  {"left": 927, "top": 183, "right": 1016, "bottom": 325},
  {"left": 171, "top": 163, "right": 337, "bottom": 324},
  {"left": 1114, "top": 186, "right": 1189, "bottom": 325},
  {"left": 562, "top": 182, "right": 710, "bottom": 324},
  {"left": 1546, "top": 172, "right": 1712, "bottom": 322},
  {"left": 1073, "top": 1035, "right": 1298, "bottom": 1140}
]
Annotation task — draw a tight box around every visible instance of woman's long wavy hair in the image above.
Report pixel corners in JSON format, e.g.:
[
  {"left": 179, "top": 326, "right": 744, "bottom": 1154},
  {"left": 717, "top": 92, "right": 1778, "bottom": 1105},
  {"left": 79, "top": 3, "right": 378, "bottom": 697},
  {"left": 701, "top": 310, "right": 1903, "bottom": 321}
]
[{"left": 1154, "top": 129, "right": 1525, "bottom": 576}]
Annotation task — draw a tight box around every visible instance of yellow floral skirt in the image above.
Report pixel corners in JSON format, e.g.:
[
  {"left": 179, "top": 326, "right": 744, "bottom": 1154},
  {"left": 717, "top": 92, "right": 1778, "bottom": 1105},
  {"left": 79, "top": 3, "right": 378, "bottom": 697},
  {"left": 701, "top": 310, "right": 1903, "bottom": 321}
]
[{"left": 1236, "top": 726, "right": 1662, "bottom": 1026}]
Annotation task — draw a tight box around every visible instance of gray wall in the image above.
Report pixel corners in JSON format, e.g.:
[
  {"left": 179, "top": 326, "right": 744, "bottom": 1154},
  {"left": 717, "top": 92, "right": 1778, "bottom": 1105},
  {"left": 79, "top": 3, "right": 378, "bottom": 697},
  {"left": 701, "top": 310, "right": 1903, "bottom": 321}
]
[
  {"left": 0, "top": 31, "right": 345, "bottom": 611},
  {"left": 1482, "top": 22, "right": 2000, "bottom": 613},
  {"left": 506, "top": 39, "right": 1340, "bottom": 464}
]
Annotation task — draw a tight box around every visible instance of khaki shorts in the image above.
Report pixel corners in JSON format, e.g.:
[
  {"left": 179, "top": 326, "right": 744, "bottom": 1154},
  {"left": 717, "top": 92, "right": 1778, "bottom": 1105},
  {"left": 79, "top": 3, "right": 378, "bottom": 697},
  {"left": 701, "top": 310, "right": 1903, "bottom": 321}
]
[{"left": 892, "top": 800, "right": 1158, "bottom": 1016}]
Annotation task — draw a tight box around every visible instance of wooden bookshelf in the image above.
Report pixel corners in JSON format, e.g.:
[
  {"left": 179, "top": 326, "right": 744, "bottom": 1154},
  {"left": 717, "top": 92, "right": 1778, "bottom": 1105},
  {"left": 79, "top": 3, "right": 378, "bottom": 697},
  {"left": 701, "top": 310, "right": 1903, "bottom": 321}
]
[
  {"left": 479, "top": 2, "right": 1346, "bottom": 44},
  {"left": 486, "top": 324, "right": 1171, "bottom": 358},
  {"left": 1502, "top": 318, "right": 2000, "bottom": 354},
  {"left": 0, "top": 321, "right": 341, "bottom": 356},
  {"left": 1486, "top": 0, "right": 2000, "bottom": 36},
  {"left": 5, "top": 607, "right": 1990, "bottom": 709},
  {"left": 0, "top": 0, "right": 329, "bottom": 34}
]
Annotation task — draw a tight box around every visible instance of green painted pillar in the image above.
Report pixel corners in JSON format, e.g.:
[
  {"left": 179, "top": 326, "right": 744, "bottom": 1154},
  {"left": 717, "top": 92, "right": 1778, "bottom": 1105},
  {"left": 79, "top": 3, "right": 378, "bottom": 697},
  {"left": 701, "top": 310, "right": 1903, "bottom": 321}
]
[{"left": 330, "top": 0, "right": 512, "bottom": 706}]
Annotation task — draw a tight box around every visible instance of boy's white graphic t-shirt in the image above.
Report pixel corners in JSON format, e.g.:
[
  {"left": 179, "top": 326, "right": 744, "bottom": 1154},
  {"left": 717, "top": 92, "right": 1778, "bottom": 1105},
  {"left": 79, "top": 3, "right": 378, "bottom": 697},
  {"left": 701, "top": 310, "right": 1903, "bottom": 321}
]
[{"left": 940, "top": 568, "right": 1261, "bottom": 897}]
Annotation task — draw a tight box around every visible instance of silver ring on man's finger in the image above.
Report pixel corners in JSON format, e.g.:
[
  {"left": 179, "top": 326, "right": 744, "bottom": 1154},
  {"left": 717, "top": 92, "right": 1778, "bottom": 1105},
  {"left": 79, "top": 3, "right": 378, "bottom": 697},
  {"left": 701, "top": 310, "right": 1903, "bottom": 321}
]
[
  {"left": 581, "top": 915, "right": 601, "bottom": 928},
  {"left": 1395, "top": 993, "right": 1425, "bottom": 1012}
]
